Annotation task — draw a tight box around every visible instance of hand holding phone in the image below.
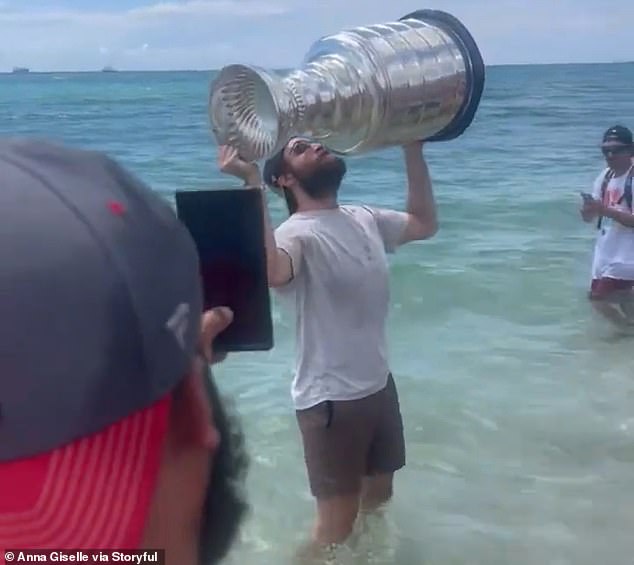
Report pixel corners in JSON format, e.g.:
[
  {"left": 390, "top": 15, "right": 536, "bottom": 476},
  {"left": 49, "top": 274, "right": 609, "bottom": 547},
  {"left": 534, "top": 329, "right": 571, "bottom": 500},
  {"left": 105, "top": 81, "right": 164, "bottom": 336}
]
[
  {"left": 580, "top": 191, "right": 595, "bottom": 202},
  {"left": 175, "top": 187, "right": 273, "bottom": 353}
]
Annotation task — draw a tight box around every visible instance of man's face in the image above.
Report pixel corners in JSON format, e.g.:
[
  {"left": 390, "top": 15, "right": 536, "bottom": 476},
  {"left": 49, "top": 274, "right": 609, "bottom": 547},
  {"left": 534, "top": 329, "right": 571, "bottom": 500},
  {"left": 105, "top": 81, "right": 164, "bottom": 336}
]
[
  {"left": 602, "top": 141, "right": 632, "bottom": 171},
  {"left": 283, "top": 137, "right": 337, "bottom": 172},
  {"left": 280, "top": 137, "right": 347, "bottom": 199}
]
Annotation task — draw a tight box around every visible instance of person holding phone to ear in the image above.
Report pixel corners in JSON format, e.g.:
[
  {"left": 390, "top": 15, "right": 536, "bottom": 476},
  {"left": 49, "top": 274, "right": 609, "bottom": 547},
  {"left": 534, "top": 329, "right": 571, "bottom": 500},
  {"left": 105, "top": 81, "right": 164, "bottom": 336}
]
[
  {"left": 580, "top": 125, "right": 634, "bottom": 328},
  {"left": 218, "top": 138, "right": 438, "bottom": 555}
]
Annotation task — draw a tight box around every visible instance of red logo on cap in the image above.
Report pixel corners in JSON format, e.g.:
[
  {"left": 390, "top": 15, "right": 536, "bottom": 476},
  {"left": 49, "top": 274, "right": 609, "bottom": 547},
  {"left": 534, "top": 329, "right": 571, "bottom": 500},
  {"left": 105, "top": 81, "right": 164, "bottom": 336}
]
[{"left": 108, "top": 200, "right": 126, "bottom": 216}]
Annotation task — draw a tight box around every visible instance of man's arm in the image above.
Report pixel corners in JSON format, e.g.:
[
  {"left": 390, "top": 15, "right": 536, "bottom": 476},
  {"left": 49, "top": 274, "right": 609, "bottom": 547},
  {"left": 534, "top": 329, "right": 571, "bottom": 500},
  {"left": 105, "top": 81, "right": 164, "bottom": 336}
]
[
  {"left": 364, "top": 142, "right": 438, "bottom": 253},
  {"left": 398, "top": 142, "right": 438, "bottom": 244},
  {"left": 217, "top": 145, "right": 297, "bottom": 287},
  {"left": 244, "top": 171, "right": 299, "bottom": 288},
  {"left": 581, "top": 207, "right": 596, "bottom": 223},
  {"left": 602, "top": 206, "right": 634, "bottom": 228},
  {"left": 581, "top": 171, "right": 607, "bottom": 223}
]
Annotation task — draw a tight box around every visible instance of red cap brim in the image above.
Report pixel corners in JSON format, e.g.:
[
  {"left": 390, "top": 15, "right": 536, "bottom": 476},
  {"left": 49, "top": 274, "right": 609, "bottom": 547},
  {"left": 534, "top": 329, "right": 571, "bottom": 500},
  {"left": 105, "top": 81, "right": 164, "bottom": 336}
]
[{"left": 0, "top": 395, "right": 171, "bottom": 552}]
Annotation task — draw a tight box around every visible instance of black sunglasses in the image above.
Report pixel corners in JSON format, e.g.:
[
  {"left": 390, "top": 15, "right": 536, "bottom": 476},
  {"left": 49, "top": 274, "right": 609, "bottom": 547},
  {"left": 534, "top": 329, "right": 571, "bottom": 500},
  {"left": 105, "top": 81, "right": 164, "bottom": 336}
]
[
  {"left": 288, "top": 140, "right": 312, "bottom": 155},
  {"left": 602, "top": 145, "right": 631, "bottom": 156}
]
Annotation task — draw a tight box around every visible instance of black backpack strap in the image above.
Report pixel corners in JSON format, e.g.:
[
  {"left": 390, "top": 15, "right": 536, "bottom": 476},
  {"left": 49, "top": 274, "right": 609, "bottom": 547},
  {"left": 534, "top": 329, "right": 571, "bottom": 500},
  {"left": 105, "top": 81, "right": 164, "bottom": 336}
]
[
  {"left": 624, "top": 170, "right": 633, "bottom": 210},
  {"left": 597, "top": 170, "right": 614, "bottom": 231},
  {"left": 597, "top": 167, "right": 634, "bottom": 230},
  {"left": 614, "top": 168, "right": 633, "bottom": 209}
]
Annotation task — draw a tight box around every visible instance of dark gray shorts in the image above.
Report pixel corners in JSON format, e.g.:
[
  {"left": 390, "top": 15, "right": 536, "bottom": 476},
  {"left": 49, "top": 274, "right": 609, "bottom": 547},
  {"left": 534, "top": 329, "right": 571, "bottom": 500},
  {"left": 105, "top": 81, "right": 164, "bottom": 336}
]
[{"left": 295, "top": 373, "right": 406, "bottom": 499}]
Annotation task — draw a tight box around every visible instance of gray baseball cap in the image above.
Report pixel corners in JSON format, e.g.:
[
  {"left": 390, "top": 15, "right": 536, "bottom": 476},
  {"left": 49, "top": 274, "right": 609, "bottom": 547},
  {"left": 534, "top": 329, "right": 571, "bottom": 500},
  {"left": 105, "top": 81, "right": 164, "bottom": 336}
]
[{"left": 0, "top": 137, "right": 203, "bottom": 461}]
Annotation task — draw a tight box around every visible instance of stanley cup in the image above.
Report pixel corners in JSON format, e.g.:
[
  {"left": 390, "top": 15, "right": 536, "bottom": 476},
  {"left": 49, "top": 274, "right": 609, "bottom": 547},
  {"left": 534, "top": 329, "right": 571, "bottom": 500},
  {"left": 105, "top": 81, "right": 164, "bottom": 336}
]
[{"left": 208, "top": 9, "right": 485, "bottom": 162}]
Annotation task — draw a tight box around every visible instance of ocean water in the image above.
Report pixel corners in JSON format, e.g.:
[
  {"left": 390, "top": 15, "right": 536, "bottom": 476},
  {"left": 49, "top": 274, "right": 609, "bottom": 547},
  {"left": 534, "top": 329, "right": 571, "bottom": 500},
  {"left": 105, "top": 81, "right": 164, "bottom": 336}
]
[{"left": 2, "top": 63, "right": 634, "bottom": 564}]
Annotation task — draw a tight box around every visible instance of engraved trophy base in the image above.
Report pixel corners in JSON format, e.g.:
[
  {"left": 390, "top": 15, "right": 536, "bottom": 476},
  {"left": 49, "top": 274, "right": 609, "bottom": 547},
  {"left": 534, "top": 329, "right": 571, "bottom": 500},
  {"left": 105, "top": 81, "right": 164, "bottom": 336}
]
[{"left": 400, "top": 9, "right": 485, "bottom": 143}]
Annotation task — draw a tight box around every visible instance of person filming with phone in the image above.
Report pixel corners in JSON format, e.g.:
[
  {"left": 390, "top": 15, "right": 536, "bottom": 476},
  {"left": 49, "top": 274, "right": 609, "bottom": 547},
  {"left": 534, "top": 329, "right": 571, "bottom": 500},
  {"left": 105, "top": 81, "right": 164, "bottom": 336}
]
[
  {"left": 0, "top": 138, "right": 250, "bottom": 565},
  {"left": 580, "top": 125, "right": 634, "bottom": 328},
  {"left": 217, "top": 137, "right": 438, "bottom": 555}
]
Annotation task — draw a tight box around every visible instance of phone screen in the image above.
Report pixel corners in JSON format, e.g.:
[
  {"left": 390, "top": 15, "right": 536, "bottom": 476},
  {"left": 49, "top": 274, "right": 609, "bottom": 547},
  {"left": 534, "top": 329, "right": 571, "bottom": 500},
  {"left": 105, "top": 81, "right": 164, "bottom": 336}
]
[{"left": 175, "top": 188, "right": 273, "bottom": 352}]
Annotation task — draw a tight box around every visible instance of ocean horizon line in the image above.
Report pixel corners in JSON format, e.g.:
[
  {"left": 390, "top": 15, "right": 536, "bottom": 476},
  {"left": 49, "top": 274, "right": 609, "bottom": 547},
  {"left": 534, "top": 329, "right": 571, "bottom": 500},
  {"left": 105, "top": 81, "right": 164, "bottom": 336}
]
[{"left": 2, "top": 60, "right": 633, "bottom": 75}]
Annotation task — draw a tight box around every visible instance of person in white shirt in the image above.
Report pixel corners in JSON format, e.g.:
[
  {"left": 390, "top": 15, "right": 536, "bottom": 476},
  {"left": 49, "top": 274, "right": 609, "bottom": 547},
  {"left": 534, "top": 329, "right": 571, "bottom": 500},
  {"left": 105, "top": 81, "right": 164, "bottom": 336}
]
[
  {"left": 580, "top": 125, "right": 634, "bottom": 327},
  {"left": 217, "top": 137, "right": 437, "bottom": 554}
]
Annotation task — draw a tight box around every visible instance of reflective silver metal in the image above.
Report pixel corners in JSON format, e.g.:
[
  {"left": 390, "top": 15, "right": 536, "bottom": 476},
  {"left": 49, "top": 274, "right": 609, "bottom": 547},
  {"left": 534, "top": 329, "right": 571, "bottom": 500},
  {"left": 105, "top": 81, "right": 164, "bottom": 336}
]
[{"left": 209, "top": 9, "right": 485, "bottom": 162}]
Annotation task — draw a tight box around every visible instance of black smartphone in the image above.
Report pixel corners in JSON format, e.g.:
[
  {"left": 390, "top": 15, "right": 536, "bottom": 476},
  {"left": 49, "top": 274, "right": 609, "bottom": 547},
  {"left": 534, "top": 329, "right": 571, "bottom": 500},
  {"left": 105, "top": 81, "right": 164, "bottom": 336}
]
[
  {"left": 175, "top": 187, "right": 273, "bottom": 352},
  {"left": 580, "top": 191, "right": 594, "bottom": 202}
]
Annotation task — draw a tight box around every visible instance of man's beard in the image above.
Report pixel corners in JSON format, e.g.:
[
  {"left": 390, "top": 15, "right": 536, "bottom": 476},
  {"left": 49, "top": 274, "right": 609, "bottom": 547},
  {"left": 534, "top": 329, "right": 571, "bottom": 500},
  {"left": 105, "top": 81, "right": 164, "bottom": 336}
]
[
  {"left": 295, "top": 156, "right": 347, "bottom": 199},
  {"left": 198, "top": 366, "right": 250, "bottom": 564}
]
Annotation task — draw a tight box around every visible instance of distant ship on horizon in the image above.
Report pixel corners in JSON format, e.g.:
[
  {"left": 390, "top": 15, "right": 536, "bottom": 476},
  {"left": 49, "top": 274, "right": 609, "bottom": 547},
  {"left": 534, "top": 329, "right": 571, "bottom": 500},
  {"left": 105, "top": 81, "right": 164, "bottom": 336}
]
[
  {"left": 101, "top": 66, "right": 117, "bottom": 73},
  {"left": 11, "top": 67, "right": 30, "bottom": 74}
]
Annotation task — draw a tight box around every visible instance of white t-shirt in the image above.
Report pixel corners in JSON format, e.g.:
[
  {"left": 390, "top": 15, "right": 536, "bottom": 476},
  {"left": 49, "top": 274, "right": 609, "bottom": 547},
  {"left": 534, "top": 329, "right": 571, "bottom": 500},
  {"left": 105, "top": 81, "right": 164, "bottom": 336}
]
[
  {"left": 590, "top": 166, "right": 634, "bottom": 281},
  {"left": 273, "top": 205, "right": 409, "bottom": 410}
]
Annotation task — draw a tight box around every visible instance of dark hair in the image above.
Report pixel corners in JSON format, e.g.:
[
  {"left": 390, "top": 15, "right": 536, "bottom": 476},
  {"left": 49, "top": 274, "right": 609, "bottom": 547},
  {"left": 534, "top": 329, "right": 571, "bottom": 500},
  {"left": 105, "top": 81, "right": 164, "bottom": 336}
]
[
  {"left": 263, "top": 144, "right": 297, "bottom": 215},
  {"left": 198, "top": 363, "right": 250, "bottom": 565},
  {"left": 283, "top": 189, "right": 298, "bottom": 215},
  {"left": 263, "top": 147, "right": 286, "bottom": 189}
]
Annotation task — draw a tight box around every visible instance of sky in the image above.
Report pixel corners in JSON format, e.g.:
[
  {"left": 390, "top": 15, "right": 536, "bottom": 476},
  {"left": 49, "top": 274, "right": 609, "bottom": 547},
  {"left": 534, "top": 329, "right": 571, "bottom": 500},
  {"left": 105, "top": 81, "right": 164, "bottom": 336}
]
[{"left": 0, "top": 0, "right": 632, "bottom": 72}]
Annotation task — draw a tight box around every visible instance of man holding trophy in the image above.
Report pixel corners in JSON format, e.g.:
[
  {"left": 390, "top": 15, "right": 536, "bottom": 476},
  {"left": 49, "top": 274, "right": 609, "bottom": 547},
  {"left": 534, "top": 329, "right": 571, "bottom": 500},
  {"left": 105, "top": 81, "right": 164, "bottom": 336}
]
[
  {"left": 211, "top": 6, "right": 485, "bottom": 556},
  {"left": 218, "top": 138, "right": 437, "bottom": 550}
]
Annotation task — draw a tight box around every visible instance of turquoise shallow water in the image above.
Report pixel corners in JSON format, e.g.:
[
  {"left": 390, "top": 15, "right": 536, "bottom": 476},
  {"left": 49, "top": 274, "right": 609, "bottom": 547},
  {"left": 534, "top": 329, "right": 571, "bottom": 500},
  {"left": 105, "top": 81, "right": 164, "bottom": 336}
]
[{"left": 2, "top": 63, "right": 634, "bottom": 564}]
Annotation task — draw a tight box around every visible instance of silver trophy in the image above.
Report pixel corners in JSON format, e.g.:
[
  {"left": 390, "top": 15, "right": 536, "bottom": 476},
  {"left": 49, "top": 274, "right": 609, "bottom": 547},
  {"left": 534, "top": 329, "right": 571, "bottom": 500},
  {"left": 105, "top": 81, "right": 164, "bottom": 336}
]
[{"left": 208, "top": 9, "right": 485, "bottom": 162}]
